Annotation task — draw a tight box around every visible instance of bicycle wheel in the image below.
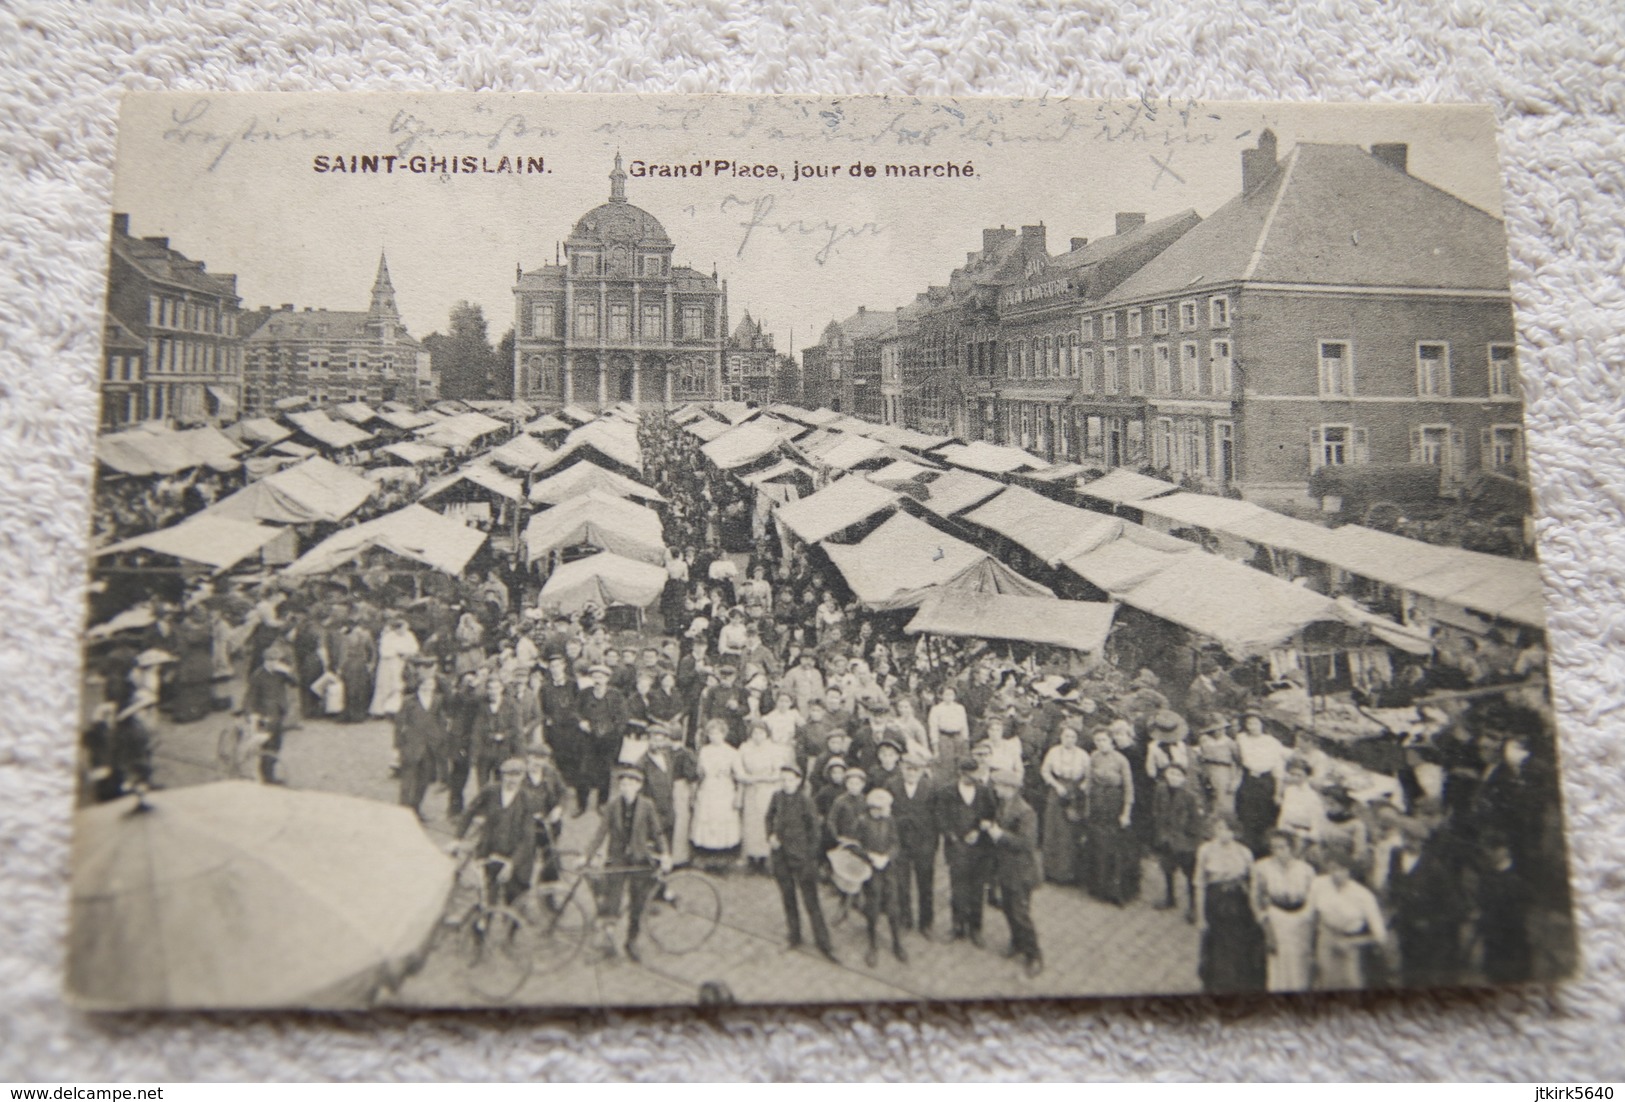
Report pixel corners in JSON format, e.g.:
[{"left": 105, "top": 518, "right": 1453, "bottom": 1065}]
[
  {"left": 461, "top": 904, "right": 536, "bottom": 1003},
  {"left": 644, "top": 869, "right": 722, "bottom": 955},
  {"left": 517, "top": 885, "right": 594, "bottom": 976}
]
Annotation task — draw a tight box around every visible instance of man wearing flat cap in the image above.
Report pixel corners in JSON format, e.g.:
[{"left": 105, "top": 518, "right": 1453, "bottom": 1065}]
[
  {"left": 766, "top": 761, "right": 837, "bottom": 963},
  {"left": 459, "top": 757, "right": 538, "bottom": 907},
  {"left": 576, "top": 662, "right": 631, "bottom": 815},
  {"left": 586, "top": 764, "right": 669, "bottom": 963},
  {"left": 986, "top": 769, "right": 1044, "bottom": 977},
  {"left": 854, "top": 787, "right": 908, "bottom": 968},
  {"left": 935, "top": 755, "right": 997, "bottom": 947},
  {"left": 887, "top": 754, "right": 939, "bottom": 937}
]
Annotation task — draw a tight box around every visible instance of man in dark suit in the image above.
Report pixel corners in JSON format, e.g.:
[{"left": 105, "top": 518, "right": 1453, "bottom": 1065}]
[
  {"left": 586, "top": 765, "right": 670, "bottom": 963},
  {"left": 887, "top": 754, "right": 939, "bottom": 936},
  {"left": 459, "top": 757, "right": 537, "bottom": 906},
  {"left": 766, "top": 761, "right": 837, "bottom": 963},
  {"left": 987, "top": 769, "right": 1043, "bottom": 977},
  {"left": 470, "top": 674, "right": 525, "bottom": 791},
  {"left": 936, "top": 756, "right": 997, "bottom": 947},
  {"left": 244, "top": 651, "right": 294, "bottom": 785},
  {"left": 393, "top": 657, "right": 448, "bottom": 817},
  {"left": 577, "top": 664, "right": 632, "bottom": 812}
]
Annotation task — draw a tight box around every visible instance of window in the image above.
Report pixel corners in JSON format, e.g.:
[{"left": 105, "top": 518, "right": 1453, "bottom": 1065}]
[
  {"left": 1311, "top": 424, "right": 1369, "bottom": 469},
  {"left": 1489, "top": 343, "right": 1517, "bottom": 397},
  {"left": 1128, "top": 346, "right": 1145, "bottom": 395},
  {"left": 608, "top": 302, "right": 631, "bottom": 340},
  {"left": 1152, "top": 417, "right": 1174, "bottom": 468},
  {"left": 1102, "top": 313, "right": 1117, "bottom": 340},
  {"left": 1210, "top": 339, "right": 1234, "bottom": 394},
  {"left": 1081, "top": 316, "right": 1095, "bottom": 341},
  {"left": 1080, "top": 348, "right": 1095, "bottom": 390},
  {"left": 1045, "top": 336, "right": 1057, "bottom": 377},
  {"left": 641, "top": 303, "right": 663, "bottom": 339},
  {"left": 1127, "top": 308, "right": 1143, "bottom": 337},
  {"left": 1487, "top": 424, "right": 1523, "bottom": 469},
  {"left": 1181, "top": 343, "right": 1200, "bottom": 393},
  {"left": 1411, "top": 423, "right": 1463, "bottom": 479},
  {"left": 1006, "top": 345, "right": 1017, "bottom": 377},
  {"left": 1318, "top": 340, "right": 1353, "bottom": 396},
  {"left": 1416, "top": 342, "right": 1450, "bottom": 396},
  {"left": 574, "top": 302, "right": 598, "bottom": 338},
  {"left": 682, "top": 304, "right": 705, "bottom": 338},
  {"left": 532, "top": 302, "right": 555, "bottom": 338},
  {"left": 1068, "top": 334, "right": 1080, "bottom": 377},
  {"left": 1151, "top": 305, "right": 1169, "bottom": 334},
  {"left": 1153, "top": 344, "right": 1172, "bottom": 392},
  {"left": 641, "top": 255, "right": 665, "bottom": 277},
  {"left": 1210, "top": 295, "right": 1231, "bottom": 328},
  {"left": 1179, "top": 300, "right": 1199, "bottom": 330},
  {"left": 1103, "top": 348, "right": 1119, "bottom": 394}
]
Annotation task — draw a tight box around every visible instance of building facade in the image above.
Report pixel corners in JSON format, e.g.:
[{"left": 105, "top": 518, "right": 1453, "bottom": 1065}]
[
  {"left": 512, "top": 156, "right": 727, "bottom": 410},
  {"left": 1086, "top": 131, "right": 1522, "bottom": 503},
  {"left": 725, "top": 312, "right": 783, "bottom": 405},
  {"left": 239, "top": 254, "right": 430, "bottom": 414},
  {"left": 991, "top": 210, "right": 1201, "bottom": 465},
  {"left": 103, "top": 213, "right": 243, "bottom": 428}
]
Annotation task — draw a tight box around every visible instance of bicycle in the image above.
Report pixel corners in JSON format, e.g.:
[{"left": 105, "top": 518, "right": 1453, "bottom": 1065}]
[
  {"left": 525, "top": 851, "right": 724, "bottom": 971},
  {"left": 440, "top": 849, "right": 538, "bottom": 1003}
]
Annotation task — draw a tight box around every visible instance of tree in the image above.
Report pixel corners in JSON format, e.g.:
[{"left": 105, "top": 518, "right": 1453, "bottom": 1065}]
[
  {"left": 494, "top": 328, "right": 515, "bottom": 399},
  {"left": 429, "top": 301, "right": 496, "bottom": 400}
]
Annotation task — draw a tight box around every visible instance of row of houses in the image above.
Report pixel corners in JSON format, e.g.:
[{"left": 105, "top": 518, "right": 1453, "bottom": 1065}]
[
  {"left": 797, "top": 131, "right": 1525, "bottom": 507},
  {"left": 101, "top": 213, "right": 433, "bottom": 429}
]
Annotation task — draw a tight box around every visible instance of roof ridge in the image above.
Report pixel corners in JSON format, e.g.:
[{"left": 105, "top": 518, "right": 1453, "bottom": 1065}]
[{"left": 1241, "top": 146, "right": 1299, "bottom": 282}]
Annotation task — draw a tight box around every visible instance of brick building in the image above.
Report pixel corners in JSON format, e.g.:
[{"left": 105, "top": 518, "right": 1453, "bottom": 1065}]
[
  {"left": 512, "top": 156, "right": 727, "bottom": 410},
  {"left": 239, "top": 253, "right": 431, "bottom": 413},
  {"left": 725, "top": 312, "right": 784, "bottom": 405},
  {"left": 1089, "top": 131, "right": 1521, "bottom": 503},
  {"left": 102, "top": 213, "right": 242, "bottom": 428}
]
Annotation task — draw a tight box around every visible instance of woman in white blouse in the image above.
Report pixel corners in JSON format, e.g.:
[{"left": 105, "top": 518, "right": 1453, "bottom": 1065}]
[
  {"left": 1252, "top": 829, "right": 1317, "bottom": 991},
  {"left": 1308, "top": 851, "right": 1388, "bottom": 990}
]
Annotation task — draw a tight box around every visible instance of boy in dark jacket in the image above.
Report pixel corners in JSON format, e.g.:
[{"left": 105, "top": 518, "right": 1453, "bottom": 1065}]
[{"left": 1151, "top": 761, "right": 1204, "bottom": 920}]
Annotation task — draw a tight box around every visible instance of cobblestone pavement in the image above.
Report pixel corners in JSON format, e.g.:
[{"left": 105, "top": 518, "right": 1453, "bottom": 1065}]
[{"left": 148, "top": 709, "right": 1200, "bottom": 1009}]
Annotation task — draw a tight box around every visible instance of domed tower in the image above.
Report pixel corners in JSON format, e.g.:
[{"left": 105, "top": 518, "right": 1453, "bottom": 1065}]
[{"left": 512, "top": 154, "right": 726, "bottom": 410}]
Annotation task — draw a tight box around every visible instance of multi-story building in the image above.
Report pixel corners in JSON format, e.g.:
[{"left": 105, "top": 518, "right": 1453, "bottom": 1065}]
[
  {"left": 799, "top": 306, "right": 897, "bottom": 418},
  {"left": 239, "top": 254, "right": 431, "bottom": 413},
  {"left": 905, "top": 225, "right": 1044, "bottom": 439},
  {"left": 878, "top": 304, "right": 917, "bottom": 425},
  {"left": 994, "top": 210, "right": 1201, "bottom": 463},
  {"left": 512, "top": 156, "right": 727, "bottom": 410},
  {"left": 102, "top": 213, "right": 242, "bottom": 428},
  {"left": 1089, "top": 131, "right": 1521, "bottom": 504},
  {"left": 725, "top": 312, "right": 781, "bottom": 405}
]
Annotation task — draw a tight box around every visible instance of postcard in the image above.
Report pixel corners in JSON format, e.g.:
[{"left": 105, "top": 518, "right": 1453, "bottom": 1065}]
[{"left": 72, "top": 93, "right": 1574, "bottom": 1010}]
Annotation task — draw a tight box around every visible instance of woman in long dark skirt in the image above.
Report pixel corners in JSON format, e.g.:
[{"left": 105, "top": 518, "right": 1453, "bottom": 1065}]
[
  {"left": 1194, "top": 813, "right": 1267, "bottom": 993},
  {"left": 1085, "top": 725, "right": 1136, "bottom": 904},
  {"left": 1233, "top": 711, "right": 1287, "bottom": 855}
]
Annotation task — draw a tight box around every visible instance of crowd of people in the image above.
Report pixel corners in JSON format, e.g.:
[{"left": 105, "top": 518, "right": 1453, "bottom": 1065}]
[{"left": 81, "top": 406, "right": 1569, "bottom": 991}]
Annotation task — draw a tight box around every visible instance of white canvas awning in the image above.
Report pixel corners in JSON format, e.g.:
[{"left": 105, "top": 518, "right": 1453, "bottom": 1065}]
[
  {"left": 935, "top": 440, "right": 1044, "bottom": 475},
  {"left": 701, "top": 421, "right": 787, "bottom": 470},
  {"left": 414, "top": 411, "right": 508, "bottom": 450},
  {"left": 101, "top": 515, "right": 295, "bottom": 572},
  {"left": 906, "top": 592, "right": 1116, "bottom": 653},
  {"left": 963, "top": 485, "right": 1125, "bottom": 565},
  {"left": 419, "top": 463, "right": 525, "bottom": 504},
  {"left": 287, "top": 410, "right": 372, "bottom": 450},
  {"left": 285, "top": 504, "right": 487, "bottom": 576},
  {"left": 821, "top": 511, "right": 1051, "bottom": 610},
  {"left": 203, "top": 456, "right": 374, "bottom": 526},
  {"left": 379, "top": 441, "right": 447, "bottom": 466},
  {"left": 538, "top": 551, "right": 667, "bottom": 614},
  {"left": 912, "top": 468, "right": 1006, "bottom": 519},
  {"left": 486, "top": 435, "right": 556, "bottom": 472},
  {"left": 523, "top": 491, "right": 666, "bottom": 565},
  {"left": 1077, "top": 468, "right": 1180, "bottom": 505},
  {"left": 775, "top": 476, "right": 900, "bottom": 544},
  {"left": 528, "top": 461, "right": 665, "bottom": 505}
]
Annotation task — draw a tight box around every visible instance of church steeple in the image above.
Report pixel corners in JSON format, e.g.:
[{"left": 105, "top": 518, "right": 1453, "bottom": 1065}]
[
  {"left": 609, "top": 152, "right": 628, "bottom": 203},
  {"left": 367, "top": 250, "right": 401, "bottom": 339}
]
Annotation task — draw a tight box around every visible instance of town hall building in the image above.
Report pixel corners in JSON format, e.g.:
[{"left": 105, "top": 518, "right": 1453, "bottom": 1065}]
[{"left": 512, "top": 156, "right": 728, "bottom": 409}]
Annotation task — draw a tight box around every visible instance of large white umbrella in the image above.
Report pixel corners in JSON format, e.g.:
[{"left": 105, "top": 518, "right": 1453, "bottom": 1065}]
[{"left": 68, "top": 781, "right": 454, "bottom": 1010}]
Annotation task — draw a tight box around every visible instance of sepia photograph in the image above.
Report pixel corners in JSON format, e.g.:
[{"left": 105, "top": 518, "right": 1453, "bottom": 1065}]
[{"left": 72, "top": 93, "right": 1575, "bottom": 1012}]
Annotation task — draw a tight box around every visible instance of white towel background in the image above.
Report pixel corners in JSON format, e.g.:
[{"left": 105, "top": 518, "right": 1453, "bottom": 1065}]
[{"left": 1, "top": 0, "right": 1622, "bottom": 1081}]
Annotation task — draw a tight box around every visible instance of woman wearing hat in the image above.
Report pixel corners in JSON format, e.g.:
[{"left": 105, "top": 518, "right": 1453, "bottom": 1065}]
[
  {"left": 1195, "top": 715, "right": 1241, "bottom": 817},
  {"left": 1038, "top": 725, "right": 1089, "bottom": 886}
]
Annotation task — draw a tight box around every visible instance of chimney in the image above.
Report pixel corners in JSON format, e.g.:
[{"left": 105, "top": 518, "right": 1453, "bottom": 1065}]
[
  {"left": 1070, "top": 237, "right": 1089, "bottom": 251},
  {"left": 111, "top": 212, "right": 129, "bottom": 236},
  {"left": 1114, "top": 213, "right": 1145, "bottom": 236},
  {"left": 304, "top": 306, "right": 313, "bottom": 312},
  {"left": 982, "top": 226, "right": 1016, "bottom": 253},
  {"left": 1371, "top": 142, "right": 1409, "bottom": 174},
  {"left": 857, "top": 306, "right": 866, "bottom": 315},
  {"left": 142, "top": 236, "right": 169, "bottom": 250},
  {"left": 1241, "top": 128, "right": 1279, "bottom": 194},
  {"left": 281, "top": 304, "right": 294, "bottom": 312},
  {"left": 1020, "top": 223, "right": 1047, "bottom": 258}
]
